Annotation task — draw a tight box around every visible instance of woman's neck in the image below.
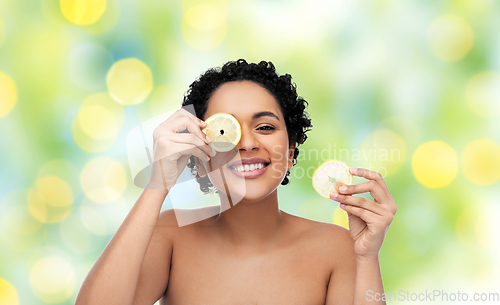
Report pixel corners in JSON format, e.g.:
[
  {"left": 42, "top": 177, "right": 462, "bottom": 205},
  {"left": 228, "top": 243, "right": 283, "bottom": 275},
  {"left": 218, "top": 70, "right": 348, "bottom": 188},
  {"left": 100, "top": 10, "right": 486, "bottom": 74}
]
[{"left": 214, "top": 189, "right": 286, "bottom": 248}]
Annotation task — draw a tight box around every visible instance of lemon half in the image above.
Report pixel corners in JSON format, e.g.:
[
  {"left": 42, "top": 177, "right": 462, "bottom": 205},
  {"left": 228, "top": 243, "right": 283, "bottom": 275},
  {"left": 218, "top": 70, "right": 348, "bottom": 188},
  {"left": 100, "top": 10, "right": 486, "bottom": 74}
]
[
  {"left": 202, "top": 112, "right": 241, "bottom": 152},
  {"left": 312, "top": 159, "right": 353, "bottom": 199}
]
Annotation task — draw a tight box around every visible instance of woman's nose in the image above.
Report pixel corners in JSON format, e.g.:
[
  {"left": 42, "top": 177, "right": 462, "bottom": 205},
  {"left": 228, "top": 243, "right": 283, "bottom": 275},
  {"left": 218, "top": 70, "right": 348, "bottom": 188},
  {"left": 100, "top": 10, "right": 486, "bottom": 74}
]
[{"left": 237, "top": 127, "right": 258, "bottom": 152}]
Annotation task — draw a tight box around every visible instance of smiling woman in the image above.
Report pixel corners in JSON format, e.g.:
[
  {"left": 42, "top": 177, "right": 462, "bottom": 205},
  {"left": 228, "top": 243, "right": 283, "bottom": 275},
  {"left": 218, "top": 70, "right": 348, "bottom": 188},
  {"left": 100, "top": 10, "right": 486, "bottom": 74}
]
[{"left": 76, "top": 59, "right": 396, "bottom": 305}]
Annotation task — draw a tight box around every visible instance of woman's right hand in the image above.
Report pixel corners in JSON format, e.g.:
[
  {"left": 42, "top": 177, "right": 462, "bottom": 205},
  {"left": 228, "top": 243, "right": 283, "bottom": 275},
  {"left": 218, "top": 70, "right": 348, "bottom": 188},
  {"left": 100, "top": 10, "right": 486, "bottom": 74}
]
[{"left": 147, "top": 108, "right": 215, "bottom": 192}]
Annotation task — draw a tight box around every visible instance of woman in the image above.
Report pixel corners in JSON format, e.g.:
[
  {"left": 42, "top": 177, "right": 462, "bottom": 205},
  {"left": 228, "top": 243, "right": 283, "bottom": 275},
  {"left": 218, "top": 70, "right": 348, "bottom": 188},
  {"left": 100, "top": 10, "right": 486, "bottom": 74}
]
[{"left": 76, "top": 60, "right": 397, "bottom": 304}]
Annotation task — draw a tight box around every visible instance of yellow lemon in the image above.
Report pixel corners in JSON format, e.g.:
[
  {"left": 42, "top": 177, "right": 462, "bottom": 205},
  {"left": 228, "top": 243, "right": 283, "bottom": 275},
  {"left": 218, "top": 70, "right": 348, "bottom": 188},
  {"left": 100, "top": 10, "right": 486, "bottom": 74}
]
[
  {"left": 312, "top": 159, "right": 353, "bottom": 199},
  {"left": 202, "top": 112, "right": 241, "bottom": 152}
]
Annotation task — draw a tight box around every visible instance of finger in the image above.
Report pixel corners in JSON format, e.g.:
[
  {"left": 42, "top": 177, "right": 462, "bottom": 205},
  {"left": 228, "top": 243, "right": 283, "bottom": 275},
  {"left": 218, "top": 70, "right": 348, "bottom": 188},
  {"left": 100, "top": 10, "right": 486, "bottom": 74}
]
[
  {"left": 330, "top": 193, "right": 386, "bottom": 216},
  {"left": 339, "top": 204, "right": 382, "bottom": 225},
  {"left": 168, "top": 133, "right": 216, "bottom": 157},
  {"left": 338, "top": 181, "right": 387, "bottom": 203},
  {"left": 350, "top": 167, "right": 391, "bottom": 198},
  {"left": 180, "top": 108, "right": 207, "bottom": 130},
  {"left": 172, "top": 108, "right": 207, "bottom": 128},
  {"left": 159, "top": 116, "right": 211, "bottom": 144},
  {"left": 158, "top": 141, "right": 211, "bottom": 162}
]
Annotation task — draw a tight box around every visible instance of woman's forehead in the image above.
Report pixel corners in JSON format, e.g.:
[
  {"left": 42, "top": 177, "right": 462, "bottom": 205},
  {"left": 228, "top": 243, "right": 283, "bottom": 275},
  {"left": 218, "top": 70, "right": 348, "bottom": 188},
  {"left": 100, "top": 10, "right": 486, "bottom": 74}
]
[{"left": 204, "top": 81, "right": 283, "bottom": 121}]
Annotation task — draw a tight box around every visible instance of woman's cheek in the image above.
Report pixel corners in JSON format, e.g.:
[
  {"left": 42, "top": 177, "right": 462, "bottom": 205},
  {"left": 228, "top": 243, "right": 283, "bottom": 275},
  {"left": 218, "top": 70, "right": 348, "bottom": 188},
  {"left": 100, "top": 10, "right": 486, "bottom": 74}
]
[{"left": 270, "top": 143, "right": 289, "bottom": 179}]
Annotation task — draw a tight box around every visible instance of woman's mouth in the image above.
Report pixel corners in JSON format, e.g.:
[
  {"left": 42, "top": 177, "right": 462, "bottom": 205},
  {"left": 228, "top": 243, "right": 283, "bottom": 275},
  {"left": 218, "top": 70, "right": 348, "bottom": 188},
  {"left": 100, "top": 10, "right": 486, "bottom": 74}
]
[{"left": 228, "top": 162, "right": 270, "bottom": 178}]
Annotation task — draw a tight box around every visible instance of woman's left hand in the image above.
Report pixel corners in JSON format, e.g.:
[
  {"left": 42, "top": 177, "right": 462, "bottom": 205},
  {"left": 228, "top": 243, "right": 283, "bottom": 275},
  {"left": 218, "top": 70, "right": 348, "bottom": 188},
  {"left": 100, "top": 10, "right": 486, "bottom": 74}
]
[{"left": 330, "top": 168, "right": 397, "bottom": 261}]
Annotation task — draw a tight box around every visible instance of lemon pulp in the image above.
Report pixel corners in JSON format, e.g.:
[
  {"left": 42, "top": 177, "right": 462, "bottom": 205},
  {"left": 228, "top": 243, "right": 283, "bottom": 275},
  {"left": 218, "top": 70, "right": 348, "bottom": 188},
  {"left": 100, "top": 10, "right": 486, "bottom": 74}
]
[
  {"left": 202, "top": 112, "right": 241, "bottom": 152},
  {"left": 312, "top": 159, "right": 353, "bottom": 199}
]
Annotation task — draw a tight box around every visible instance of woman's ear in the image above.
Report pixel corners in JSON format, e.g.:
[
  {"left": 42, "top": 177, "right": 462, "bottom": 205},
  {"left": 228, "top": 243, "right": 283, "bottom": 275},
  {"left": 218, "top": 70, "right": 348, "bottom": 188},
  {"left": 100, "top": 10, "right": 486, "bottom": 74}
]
[
  {"left": 287, "top": 143, "right": 296, "bottom": 170},
  {"left": 193, "top": 157, "right": 208, "bottom": 177}
]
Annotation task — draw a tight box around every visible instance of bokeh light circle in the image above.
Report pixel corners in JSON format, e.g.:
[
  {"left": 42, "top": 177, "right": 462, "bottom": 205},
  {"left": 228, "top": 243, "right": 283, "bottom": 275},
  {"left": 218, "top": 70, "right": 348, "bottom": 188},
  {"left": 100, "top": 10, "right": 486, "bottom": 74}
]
[
  {"left": 461, "top": 139, "right": 500, "bottom": 185},
  {"left": 29, "top": 256, "right": 76, "bottom": 303},
  {"left": 80, "top": 157, "right": 127, "bottom": 203},
  {"left": 78, "top": 105, "right": 119, "bottom": 140},
  {"left": 0, "top": 189, "right": 42, "bottom": 235},
  {"left": 106, "top": 58, "right": 153, "bottom": 105},
  {"left": 37, "top": 160, "right": 81, "bottom": 196},
  {"left": 465, "top": 71, "right": 500, "bottom": 118},
  {"left": 181, "top": 3, "right": 227, "bottom": 50},
  {"left": 59, "top": 0, "right": 107, "bottom": 26},
  {"left": 0, "top": 71, "right": 17, "bottom": 118},
  {"left": 36, "top": 176, "right": 74, "bottom": 207},
  {"left": 0, "top": 278, "right": 19, "bottom": 305},
  {"left": 27, "top": 176, "right": 74, "bottom": 224},
  {"left": 332, "top": 207, "right": 349, "bottom": 229},
  {"left": 72, "top": 93, "right": 124, "bottom": 152},
  {"left": 412, "top": 140, "right": 458, "bottom": 188},
  {"left": 359, "top": 129, "right": 406, "bottom": 176},
  {"left": 427, "top": 15, "right": 474, "bottom": 61}
]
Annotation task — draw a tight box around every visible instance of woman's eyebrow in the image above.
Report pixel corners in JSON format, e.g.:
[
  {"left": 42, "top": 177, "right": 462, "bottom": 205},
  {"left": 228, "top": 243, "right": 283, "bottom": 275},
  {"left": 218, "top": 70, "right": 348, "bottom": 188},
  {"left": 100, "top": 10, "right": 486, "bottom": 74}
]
[{"left": 251, "top": 111, "right": 280, "bottom": 121}]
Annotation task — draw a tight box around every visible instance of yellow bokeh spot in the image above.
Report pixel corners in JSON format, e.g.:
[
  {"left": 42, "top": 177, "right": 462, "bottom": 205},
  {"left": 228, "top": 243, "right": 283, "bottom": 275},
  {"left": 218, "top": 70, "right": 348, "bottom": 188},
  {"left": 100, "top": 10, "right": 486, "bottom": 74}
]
[
  {"left": 427, "top": 15, "right": 474, "bottom": 61},
  {"left": 461, "top": 139, "right": 500, "bottom": 185},
  {"left": 107, "top": 58, "right": 153, "bottom": 105},
  {"left": 465, "top": 71, "right": 500, "bottom": 118},
  {"left": 37, "top": 160, "right": 81, "bottom": 196},
  {"left": 359, "top": 129, "right": 406, "bottom": 176},
  {"left": 81, "top": 157, "right": 127, "bottom": 203},
  {"left": 181, "top": 3, "right": 227, "bottom": 50},
  {"left": 28, "top": 176, "right": 74, "bottom": 224},
  {"left": 412, "top": 140, "right": 458, "bottom": 188},
  {"left": 76, "top": 93, "right": 124, "bottom": 140},
  {"left": 60, "top": 0, "right": 107, "bottom": 26},
  {"left": 35, "top": 176, "right": 73, "bottom": 207},
  {"left": 0, "top": 278, "right": 19, "bottom": 305},
  {"left": 29, "top": 256, "right": 75, "bottom": 303},
  {"left": 0, "top": 189, "right": 42, "bottom": 235},
  {"left": 456, "top": 206, "right": 488, "bottom": 250},
  {"left": 332, "top": 206, "right": 349, "bottom": 229},
  {"left": 72, "top": 93, "right": 124, "bottom": 152},
  {"left": 0, "top": 71, "right": 17, "bottom": 118}
]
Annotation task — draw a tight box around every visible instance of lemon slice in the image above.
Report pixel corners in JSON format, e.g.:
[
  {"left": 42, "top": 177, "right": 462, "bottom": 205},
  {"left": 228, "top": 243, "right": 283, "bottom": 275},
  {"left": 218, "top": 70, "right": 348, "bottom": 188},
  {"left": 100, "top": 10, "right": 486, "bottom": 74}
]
[
  {"left": 202, "top": 112, "right": 241, "bottom": 152},
  {"left": 312, "top": 159, "right": 353, "bottom": 199}
]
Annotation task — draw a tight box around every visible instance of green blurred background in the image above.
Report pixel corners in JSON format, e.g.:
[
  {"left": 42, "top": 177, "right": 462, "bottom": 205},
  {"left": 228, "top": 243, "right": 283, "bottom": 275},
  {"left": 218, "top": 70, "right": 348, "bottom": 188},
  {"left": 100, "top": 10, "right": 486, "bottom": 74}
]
[{"left": 1, "top": 0, "right": 500, "bottom": 304}]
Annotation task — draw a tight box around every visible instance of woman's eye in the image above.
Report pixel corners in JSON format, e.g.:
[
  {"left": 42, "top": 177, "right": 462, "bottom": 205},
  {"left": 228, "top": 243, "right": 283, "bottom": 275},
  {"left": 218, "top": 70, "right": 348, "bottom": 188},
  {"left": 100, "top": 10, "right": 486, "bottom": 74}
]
[{"left": 257, "top": 125, "right": 275, "bottom": 131}]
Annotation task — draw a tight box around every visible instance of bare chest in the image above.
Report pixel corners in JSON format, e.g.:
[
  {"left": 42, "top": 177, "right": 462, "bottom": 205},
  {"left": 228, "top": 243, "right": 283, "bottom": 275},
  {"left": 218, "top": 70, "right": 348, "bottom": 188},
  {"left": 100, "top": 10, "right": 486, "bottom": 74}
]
[{"left": 162, "top": 231, "right": 331, "bottom": 305}]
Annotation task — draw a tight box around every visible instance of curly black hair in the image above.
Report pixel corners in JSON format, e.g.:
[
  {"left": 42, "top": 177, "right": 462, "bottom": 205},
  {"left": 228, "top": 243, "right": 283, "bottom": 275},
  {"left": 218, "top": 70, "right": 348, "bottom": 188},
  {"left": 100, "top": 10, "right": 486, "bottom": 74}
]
[{"left": 181, "top": 59, "right": 312, "bottom": 194}]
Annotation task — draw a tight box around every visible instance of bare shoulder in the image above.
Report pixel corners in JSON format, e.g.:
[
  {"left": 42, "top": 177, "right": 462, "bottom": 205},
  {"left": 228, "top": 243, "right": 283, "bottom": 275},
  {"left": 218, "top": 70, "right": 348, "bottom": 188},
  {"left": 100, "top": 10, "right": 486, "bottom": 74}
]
[{"left": 283, "top": 212, "right": 355, "bottom": 259}]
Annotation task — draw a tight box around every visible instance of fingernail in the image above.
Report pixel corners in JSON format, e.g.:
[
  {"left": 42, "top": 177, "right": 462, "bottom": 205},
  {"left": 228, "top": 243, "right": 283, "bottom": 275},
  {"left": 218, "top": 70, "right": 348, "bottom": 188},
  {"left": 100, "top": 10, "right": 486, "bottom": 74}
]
[
  {"left": 340, "top": 203, "right": 345, "bottom": 208},
  {"left": 349, "top": 168, "right": 357, "bottom": 174},
  {"left": 206, "top": 135, "right": 212, "bottom": 143},
  {"left": 210, "top": 147, "right": 216, "bottom": 156},
  {"left": 339, "top": 186, "right": 347, "bottom": 193},
  {"left": 330, "top": 192, "right": 338, "bottom": 199},
  {"left": 200, "top": 120, "right": 207, "bottom": 126}
]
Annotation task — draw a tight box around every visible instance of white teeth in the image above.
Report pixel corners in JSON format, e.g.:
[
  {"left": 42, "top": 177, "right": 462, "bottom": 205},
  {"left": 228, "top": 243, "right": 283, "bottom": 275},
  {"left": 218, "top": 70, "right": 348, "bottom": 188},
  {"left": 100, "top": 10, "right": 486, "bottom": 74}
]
[{"left": 231, "top": 163, "right": 267, "bottom": 172}]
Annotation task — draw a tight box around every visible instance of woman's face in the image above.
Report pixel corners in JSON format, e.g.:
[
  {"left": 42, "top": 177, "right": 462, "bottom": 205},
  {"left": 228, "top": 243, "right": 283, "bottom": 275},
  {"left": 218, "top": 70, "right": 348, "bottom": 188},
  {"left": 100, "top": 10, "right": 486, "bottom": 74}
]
[{"left": 197, "top": 80, "right": 295, "bottom": 203}]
